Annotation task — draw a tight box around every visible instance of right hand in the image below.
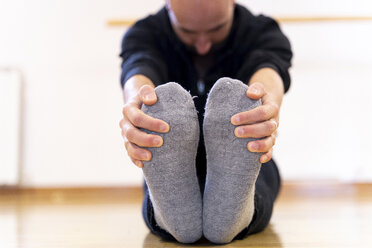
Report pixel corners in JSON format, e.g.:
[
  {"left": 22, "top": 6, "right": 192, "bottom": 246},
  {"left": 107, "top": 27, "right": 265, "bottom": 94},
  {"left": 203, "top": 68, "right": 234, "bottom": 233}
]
[{"left": 119, "top": 85, "right": 170, "bottom": 168}]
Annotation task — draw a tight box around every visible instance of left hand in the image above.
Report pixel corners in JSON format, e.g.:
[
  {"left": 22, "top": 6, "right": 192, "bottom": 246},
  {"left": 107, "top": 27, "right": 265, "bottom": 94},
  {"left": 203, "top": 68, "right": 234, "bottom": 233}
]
[{"left": 231, "top": 82, "right": 280, "bottom": 163}]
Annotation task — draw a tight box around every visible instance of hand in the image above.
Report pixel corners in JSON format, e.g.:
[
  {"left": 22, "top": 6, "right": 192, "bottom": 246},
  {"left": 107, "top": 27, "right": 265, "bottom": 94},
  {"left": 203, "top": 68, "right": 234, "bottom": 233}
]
[
  {"left": 119, "top": 85, "right": 170, "bottom": 168},
  {"left": 231, "top": 82, "right": 279, "bottom": 164}
]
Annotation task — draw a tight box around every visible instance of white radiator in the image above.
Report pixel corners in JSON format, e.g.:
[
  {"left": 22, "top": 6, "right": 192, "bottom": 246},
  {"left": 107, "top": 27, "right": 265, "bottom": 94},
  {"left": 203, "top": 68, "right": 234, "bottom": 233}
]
[{"left": 0, "top": 68, "right": 21, "bottom": 186}]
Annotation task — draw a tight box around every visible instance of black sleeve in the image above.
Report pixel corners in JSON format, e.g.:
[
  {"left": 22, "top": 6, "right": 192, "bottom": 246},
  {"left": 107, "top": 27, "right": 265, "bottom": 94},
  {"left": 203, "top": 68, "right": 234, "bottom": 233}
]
[
  {"left": 238, "top": 15, "right": 293, "bottom": 93},
  {"left": 119, "top": 18, "right": 168, "bottom": 89}
]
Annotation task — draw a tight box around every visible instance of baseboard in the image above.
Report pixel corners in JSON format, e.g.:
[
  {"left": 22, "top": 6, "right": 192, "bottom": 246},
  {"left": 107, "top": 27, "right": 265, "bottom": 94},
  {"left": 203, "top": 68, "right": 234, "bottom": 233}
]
[
  {"left": 0, "top": 185, "right": 143, "bottom": 204},
  {"left": 1, "top": 182, "right": 371, "bottom": 204}
]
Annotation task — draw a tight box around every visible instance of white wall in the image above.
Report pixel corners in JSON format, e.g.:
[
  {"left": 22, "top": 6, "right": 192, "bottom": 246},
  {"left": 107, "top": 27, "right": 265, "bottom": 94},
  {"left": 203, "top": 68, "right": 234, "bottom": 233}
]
[
  {"left": 0, "top": 69, "right": 21, "bottom": 185},
  {"left": 0, "top": 0, "right": 164, "bottom": 187},
  {"left": 239, "top": 0, "right": 372, "bottom": 16},
  {"left": 0, "top": 0, "right": 371, "bottom": 187}
]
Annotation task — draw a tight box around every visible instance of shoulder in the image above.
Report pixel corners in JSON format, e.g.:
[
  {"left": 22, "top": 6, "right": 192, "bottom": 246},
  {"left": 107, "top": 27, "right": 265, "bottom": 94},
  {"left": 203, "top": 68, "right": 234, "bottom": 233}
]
[
  {"left": 234, "top": 4, "right": 279, "bottom": 36},
  {"left": 122, "top": 7, "right": 171, "bottom": 45},
  {"left": 133, "top": 7, "right": 167, "bottom": 31}
]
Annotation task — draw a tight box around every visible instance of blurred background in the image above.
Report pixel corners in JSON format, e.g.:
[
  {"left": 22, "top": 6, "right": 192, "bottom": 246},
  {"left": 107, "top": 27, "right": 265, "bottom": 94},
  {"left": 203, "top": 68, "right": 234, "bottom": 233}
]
[{"left": 1, "top": 0, "right": 372, "bottom": 189}]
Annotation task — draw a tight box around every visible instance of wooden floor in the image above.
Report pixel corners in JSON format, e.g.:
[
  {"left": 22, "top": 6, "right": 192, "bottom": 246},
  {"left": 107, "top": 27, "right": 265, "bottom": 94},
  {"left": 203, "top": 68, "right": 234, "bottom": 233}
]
[{"left": 0, "top": 183, "right": 371, "bottom": 248}]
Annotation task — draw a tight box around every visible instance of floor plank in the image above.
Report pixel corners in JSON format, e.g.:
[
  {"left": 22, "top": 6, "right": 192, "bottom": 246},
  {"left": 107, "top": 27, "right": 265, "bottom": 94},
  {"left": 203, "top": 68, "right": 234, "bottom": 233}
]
[{"left": 0, "top": 183, "right": 371, "bottom": 247}]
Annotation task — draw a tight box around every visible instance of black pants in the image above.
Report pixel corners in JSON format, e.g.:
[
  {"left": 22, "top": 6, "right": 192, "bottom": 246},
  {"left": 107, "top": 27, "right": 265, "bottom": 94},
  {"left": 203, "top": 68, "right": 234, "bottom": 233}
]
[{"left": 141, "top": 157, "right": 281, "bottom": 241}]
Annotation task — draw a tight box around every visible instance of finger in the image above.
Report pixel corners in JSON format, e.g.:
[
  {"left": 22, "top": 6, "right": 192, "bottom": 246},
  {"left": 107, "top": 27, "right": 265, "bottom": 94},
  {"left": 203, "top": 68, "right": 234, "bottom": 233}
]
[
  {"left": 139, "top": 85, "right": 157, "bottom": 105},
  {"left": 234, "top": 119, "right": 278, "bottom": 138},
  {"left": 119, "top": 118, "right": 124, "bottom": 129},
  {"left": 124, "top": 124, "right": 163, "bottom": 147},
  {"left": 124, "top": 138, "right": 152, "bottom": 161},
  {"left": 246, "top": 82, "right": 265, "bottom": 100},
  {"left": 247, "top": 135, "right": 275, "bottom": 153},
  {"left": 231, "top": 103, "right": 279, "bottom": 125},
  {"left": 260, "top": 148, "right": 273, "bottom": 164},
  {"left": 123, "top": 104, "right": 169, "bottom": 133},
  {"left": 130, "top": 158, "right": 143, "bottom": 168}
]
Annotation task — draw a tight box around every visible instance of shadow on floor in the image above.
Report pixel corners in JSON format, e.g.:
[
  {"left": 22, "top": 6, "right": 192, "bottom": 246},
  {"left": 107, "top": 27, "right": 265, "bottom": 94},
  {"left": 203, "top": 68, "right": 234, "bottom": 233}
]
[{"left": 142, "top": 224, "right": 282, "bottom": 247}]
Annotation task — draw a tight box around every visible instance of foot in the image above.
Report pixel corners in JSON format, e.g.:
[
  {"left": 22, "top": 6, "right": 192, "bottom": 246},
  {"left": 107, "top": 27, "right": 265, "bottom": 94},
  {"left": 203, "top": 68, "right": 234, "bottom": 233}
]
[
  {"left": 141, "top": 82, "right": 202, "bottom": 243},
  {"left": 203, "top": 77, "right": 262, "bottom": 244}
]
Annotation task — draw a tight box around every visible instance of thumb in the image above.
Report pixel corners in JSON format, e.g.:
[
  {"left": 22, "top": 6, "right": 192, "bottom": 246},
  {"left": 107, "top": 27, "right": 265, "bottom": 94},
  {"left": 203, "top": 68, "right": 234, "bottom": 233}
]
[
  {"left": 139, "top": 85, "right": 157, "bottom": 105},
  {"left": 246, "top": 82, "right": 265, "bottom": 100}
]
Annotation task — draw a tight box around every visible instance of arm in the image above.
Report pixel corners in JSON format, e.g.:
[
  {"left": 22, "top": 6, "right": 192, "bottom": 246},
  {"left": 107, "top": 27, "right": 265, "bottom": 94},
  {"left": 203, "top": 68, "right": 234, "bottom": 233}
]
[
  {"left": 120, "top": 75, "right": 170, "bottom": 168},
  {"left": 119, "top": 15, "right": 171, "bottom": 168},
  {"left": 231, "top": 15, "right": 292, "bottom": 163},
  {"left": 248, "top": 67, "right": 284, "bottom": 108},
  {"left": 237, "top": 15, "right": 292, "bottom": 93}
]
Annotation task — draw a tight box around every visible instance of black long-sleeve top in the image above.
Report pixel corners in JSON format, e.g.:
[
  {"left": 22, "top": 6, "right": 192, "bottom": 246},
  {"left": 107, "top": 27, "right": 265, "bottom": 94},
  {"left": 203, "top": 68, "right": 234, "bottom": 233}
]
[
  {"left": 119, "top": 4, "right": 292, "bottom": 188},
  {"left": 120, "top": 4, "right": 292, "bottom": 115}
]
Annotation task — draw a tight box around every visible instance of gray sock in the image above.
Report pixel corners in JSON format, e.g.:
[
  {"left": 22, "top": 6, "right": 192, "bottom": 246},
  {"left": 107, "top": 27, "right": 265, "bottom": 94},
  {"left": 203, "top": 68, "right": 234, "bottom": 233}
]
[
  {"left": 141, "top": 82, "right": 202, "bottom": 243},
  {"left": 203, "top": 77, "right": 262, "bottom": 244}
]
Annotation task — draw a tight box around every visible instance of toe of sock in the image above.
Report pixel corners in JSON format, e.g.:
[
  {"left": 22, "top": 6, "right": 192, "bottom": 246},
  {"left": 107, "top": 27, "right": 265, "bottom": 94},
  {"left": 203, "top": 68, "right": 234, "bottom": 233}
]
[
  {"left": 203, "top": 227, "right": 235, "bottom": 244},
  {"left": 155, "top": 82, "right": 194, "bottom": 105},
  {"left": 172, "top": 227, "right": 203, "bottom": 244},
  {"left": 208, "top": 77, "right": 247, "bottom": 98}
]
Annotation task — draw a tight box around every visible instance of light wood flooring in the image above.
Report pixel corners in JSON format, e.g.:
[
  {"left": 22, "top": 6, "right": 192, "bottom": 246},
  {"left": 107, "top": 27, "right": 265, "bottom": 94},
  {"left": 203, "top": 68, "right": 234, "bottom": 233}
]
[{"left": 0, "top": 182, "right": 371, "bottom": 248}]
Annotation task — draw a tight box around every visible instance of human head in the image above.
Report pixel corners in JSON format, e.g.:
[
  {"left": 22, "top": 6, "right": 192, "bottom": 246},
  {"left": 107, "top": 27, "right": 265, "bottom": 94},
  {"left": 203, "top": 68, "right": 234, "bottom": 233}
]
[{"left": 166, "top": 0, "right": 235, "bottom": 55}]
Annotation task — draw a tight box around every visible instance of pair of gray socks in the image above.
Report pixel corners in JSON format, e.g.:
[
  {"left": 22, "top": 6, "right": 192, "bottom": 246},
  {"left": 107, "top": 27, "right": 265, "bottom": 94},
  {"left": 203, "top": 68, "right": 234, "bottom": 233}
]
[{"left": 141, "top": 78, "right": 262, "bottom": 244}]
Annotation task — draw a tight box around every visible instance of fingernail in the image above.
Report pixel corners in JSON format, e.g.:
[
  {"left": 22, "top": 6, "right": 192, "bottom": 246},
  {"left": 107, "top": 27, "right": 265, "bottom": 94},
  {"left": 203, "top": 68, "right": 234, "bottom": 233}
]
[
  {"left": 272, "top": 120, "right": 278, "bottom": 129},
  {"left": 135, "top": 161, "right": 142, "bottom": 168},
  {"left": 249, "top": 86, "right": 259, "bottom": 95},
  {"left": 237, "top": 128, "right": 244, "bottom": 136},
  {"left": 232, "top": 116, "right": 240, "bottom": 124},
  {"left": 260, "top": 156, "right": 267, "bottom": 164},
  {"left": 249, "top": 142, "right": 259, "bottom": 151},
  {"left": 143, "top": 153, "right": 151, "bottom": 161},
  {"left": 160, "top": 124, "right": 169, "bottom": 132},
  {"left": 153, "top": 137, "right": 162, "bottom": 146},
  {"left": 144, "top": 92, "right": 155, "bottom": 102}
]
